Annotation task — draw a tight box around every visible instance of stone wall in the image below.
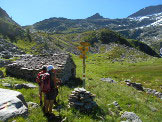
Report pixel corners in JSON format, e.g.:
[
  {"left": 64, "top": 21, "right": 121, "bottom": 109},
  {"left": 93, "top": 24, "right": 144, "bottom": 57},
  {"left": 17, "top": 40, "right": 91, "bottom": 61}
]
[{"left": 6, "top": 53, "right": 76, "bottom": 83}]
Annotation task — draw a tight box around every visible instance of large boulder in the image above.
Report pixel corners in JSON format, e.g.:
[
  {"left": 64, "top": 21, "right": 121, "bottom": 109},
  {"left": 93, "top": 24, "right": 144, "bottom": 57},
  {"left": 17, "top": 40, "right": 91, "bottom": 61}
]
[{"left": 0, "top": 88, "right": 28, "bottom": 121}]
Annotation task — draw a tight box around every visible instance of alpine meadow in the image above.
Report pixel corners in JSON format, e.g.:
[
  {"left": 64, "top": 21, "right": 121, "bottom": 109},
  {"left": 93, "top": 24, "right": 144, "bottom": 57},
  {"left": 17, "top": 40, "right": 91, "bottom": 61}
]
[{"left": 0, "top": 2, "right": 162, "bottom": 122}]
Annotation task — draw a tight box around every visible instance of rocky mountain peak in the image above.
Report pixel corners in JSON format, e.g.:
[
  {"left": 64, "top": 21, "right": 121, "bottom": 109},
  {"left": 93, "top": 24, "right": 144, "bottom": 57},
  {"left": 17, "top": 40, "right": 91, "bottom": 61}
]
[
  {"left": 0, "top": 7, "right": 9, "bottom": 18},
  {"left": 128, "top": 4, "right": 162, "bottom": 18},
  {"left": 87, "top": 13, "right": 104, "bottom": 19}
]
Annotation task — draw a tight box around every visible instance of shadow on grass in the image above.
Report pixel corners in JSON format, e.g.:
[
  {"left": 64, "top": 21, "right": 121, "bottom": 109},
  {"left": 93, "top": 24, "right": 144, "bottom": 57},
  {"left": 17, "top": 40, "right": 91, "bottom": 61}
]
[
  {"left": 41, "top": 105, "right": 64, "bottom": 122},
  {"left": 71, "top": 105, "right": 106, "bottom": 121},
  {"left": 63, "top": 77, "right": 83, "bottom": 88}
]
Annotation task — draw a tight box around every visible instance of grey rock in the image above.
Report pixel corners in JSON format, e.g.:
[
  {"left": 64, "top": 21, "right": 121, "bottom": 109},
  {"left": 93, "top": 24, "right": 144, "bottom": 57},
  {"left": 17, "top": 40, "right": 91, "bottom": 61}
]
[
  {"left": 22, "top": 83, "right": 37, "bottom": 89},
  {"left": 125, "top": 79, "right": 131, "bottom": 82},
  {"left": 159, "top": 93, "right": 162, "bottom": 98},
  {"left": 101, "top": 78, "right": 117, "bottom": 83},
  {"left": 113, "top": 101, "right": 119, "bottom": 106},
  {"left": 0, "top": 88, "right": 28, "bottom": 121},
  {"left": 127, "top": 82, "right": 131, "bottom": 86},
  {"left": 146, "top": 88, "right": 152, "bottom": 94},
  {"left": 2, "top": 83, "right": 13, "bottom": 88},
  {"left": 27, "top": 102, "right": 39, "bottom": 109},
  {"left": 131, "top": 83, "right": 144, "bottom": 91},
  {"left": 145, "top": 87, "right": 162, "bottom": 99},
  {"left": 14, "top": 84, "right": 23, "bottom": 89},
  {"left": 14, "top": 83, "right": 37, "bottom": 89},
  {"left": 151, "top": 89, "right": 157, "bottom": 94},
  {"left": 154, "top": 92, "right": 160, "bottom": 97},
  {"left": 121, "top": 111, "right": 142, "bottom": 122}
]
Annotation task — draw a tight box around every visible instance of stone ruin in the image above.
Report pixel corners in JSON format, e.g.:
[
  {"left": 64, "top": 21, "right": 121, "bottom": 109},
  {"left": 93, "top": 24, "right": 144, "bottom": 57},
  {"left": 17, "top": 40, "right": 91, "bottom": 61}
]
[
  {"left": 6, "top": 53, "right": 76, "bottom": 83},
  {"left": 68, "top": 88, "right": 97, "bottom": 112}
]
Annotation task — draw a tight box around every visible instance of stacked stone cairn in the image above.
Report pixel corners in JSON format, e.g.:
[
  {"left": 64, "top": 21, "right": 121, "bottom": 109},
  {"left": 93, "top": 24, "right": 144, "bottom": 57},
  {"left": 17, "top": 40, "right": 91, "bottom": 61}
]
[{"left": 68, "top": 88, "right": 97, "bottom": 112}]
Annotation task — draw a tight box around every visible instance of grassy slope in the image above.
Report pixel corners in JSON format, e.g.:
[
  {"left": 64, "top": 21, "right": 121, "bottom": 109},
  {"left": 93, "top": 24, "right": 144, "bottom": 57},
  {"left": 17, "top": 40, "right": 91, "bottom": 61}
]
[{"left": 0, "top": 54, "right": 162, "bottom": 122}]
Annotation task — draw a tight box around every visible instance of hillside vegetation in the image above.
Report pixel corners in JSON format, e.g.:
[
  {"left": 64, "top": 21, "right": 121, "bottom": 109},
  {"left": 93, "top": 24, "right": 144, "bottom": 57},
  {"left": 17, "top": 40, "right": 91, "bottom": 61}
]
[{"left": 31, "top": 29, "right": 159, "bottom": 58}]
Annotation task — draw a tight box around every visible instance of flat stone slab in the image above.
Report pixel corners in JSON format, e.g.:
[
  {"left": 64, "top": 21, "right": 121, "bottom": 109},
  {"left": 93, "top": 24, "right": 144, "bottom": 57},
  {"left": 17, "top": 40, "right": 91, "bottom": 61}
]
[
  {"left": 14, "top": 83, "right": 37, "bottom": 89},
  {"left": 0, "top": 88, "right": 28, "bottom": 121},
  {"left": 22, "top": 83, "right": 37, "bottom": 89}
]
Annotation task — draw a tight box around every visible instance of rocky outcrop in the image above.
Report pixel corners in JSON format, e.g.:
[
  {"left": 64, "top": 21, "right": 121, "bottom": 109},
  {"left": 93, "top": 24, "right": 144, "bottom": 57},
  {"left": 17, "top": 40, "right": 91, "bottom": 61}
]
[
  {"left": 86, "top": 13, "right": 105, "bottom": 19},
  {"left": 125, "top": 79, "right": 162, "bottom": 99},
  {"left": 143, "top": 88, "right": 162, "bottom": 99},
  {"left": 125, "top": 80, "right": 144, "bottom": 91},
  {"left": 0, "top": 38, "right": 25, "bottom": 59},
  {"left": 0, "top": 88, "right": 28, "bottom": 121}
]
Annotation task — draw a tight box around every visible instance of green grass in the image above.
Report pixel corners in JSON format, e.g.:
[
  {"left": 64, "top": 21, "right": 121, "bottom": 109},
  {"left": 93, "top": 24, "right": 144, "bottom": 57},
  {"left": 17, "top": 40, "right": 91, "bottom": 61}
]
[
  {"left": 13, "top": 39, "right": 37, "bottom": 54},
  {"left": 0, "top": 54, "right": 162, "bottom": 122}
]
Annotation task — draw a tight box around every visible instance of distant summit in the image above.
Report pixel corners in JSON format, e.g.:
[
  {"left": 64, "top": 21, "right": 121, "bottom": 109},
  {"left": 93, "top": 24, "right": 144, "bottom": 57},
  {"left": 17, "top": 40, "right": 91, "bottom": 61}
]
[
  {"left": 87, "top": 13, "right": 104, "bottom": 19},
  {"left": 0, "top": 7, "right": 9, "bottom": 18},
  {"left": 0, "top": 7, "right": 16, "bottom": 24},
  {"left": 0, "top": 7, "right": 24, "bottom": 40},
  {"left": 128, "top": 5, "right": 162, "bottom": 18}
]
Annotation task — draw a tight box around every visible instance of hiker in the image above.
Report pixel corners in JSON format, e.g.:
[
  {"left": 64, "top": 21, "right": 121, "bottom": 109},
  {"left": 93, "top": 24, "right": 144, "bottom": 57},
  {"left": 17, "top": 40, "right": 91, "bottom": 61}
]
[
  {"left": 36, "top": 66, "right": 47, "bottom": 106},
  {"left": 42, "top": 65, "right": 59, "bottom": 117}
]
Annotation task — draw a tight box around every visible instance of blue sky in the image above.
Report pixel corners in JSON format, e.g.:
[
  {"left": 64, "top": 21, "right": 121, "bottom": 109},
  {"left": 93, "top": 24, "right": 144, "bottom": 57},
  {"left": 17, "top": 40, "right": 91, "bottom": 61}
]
[{"left": 0, "top": 0, "right": 162, "bottom": 26}]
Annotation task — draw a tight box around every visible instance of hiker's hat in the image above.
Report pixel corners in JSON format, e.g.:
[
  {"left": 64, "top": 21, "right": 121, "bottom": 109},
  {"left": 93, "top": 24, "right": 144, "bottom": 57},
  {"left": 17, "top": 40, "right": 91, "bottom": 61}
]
[{"left": 47, "top": 65, "right": 54, "bottom": 72}]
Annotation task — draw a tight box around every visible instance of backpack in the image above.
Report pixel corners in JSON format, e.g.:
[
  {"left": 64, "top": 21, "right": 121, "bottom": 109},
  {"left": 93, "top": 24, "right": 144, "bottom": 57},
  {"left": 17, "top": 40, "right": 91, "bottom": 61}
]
[
  {"left": 36, "top": 71, "right": 45, "bottom": 85},
  {"left": 41, "top": 73, "right": 51, "bottom": 93}
]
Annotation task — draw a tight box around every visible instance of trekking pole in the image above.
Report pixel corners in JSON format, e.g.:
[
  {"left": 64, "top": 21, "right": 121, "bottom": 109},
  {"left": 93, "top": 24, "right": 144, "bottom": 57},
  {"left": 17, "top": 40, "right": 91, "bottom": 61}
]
[{"left": 58, "top": 80, "right": 62, "bottom": 117}]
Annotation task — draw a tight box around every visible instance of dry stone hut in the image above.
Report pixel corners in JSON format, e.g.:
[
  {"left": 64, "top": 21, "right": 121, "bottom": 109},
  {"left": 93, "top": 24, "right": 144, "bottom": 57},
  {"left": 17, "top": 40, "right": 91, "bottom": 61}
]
[{"left": 6, "top": 53, "right": 76, "bottom": 83}]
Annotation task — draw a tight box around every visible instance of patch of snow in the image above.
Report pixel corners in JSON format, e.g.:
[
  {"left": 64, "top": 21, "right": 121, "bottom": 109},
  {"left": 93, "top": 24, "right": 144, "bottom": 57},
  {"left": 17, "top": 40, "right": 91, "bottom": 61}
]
[
  {"left": 138, "top": 16, "right": 150, "bottom": 21},
  {"left": 148, "top": 18, "right": 162, "bottom": 27}
]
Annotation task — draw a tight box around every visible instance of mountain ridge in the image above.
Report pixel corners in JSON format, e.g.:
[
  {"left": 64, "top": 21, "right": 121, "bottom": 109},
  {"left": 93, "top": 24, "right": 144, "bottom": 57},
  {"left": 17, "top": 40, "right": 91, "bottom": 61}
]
[{"left": 128, "top": 5, "right": 162, "bottom": 18}]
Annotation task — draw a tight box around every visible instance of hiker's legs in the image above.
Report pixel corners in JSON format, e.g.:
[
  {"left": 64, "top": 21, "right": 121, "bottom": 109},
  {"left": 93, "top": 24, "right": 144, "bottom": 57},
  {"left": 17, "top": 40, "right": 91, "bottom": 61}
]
[
  {"left": 54, "top": 88, "right": 58, "bottom": 105},
  {"left": 44, "top": 94, "right": 46, "bottom": 107},
  {"left": 45, "top": 100, "right": 50, "bottom": 113},
  {"left": 49, "top": 100, "right": 54, "bottom": 114},
  {"left": 39, "top": 86, "right": 42, "bottom": 105}
]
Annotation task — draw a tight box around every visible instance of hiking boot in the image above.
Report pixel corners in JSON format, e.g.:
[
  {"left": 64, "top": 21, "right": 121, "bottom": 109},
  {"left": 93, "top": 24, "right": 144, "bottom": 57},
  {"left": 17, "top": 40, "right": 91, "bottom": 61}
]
[
  {"left": 42, "top": 106, "right": 45, "bottom": 113},
  {"left": 48, "top": 113, "right": 55, "bottom": 119},
  {"left": 54, "top": 100, "right": 58, "bottom": 105},
  {"left": 44, "top": 112, "right": 50, "bottom": 117},
  {"left": 40, "top": 101, "right": 43, "bottom": 106}
]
